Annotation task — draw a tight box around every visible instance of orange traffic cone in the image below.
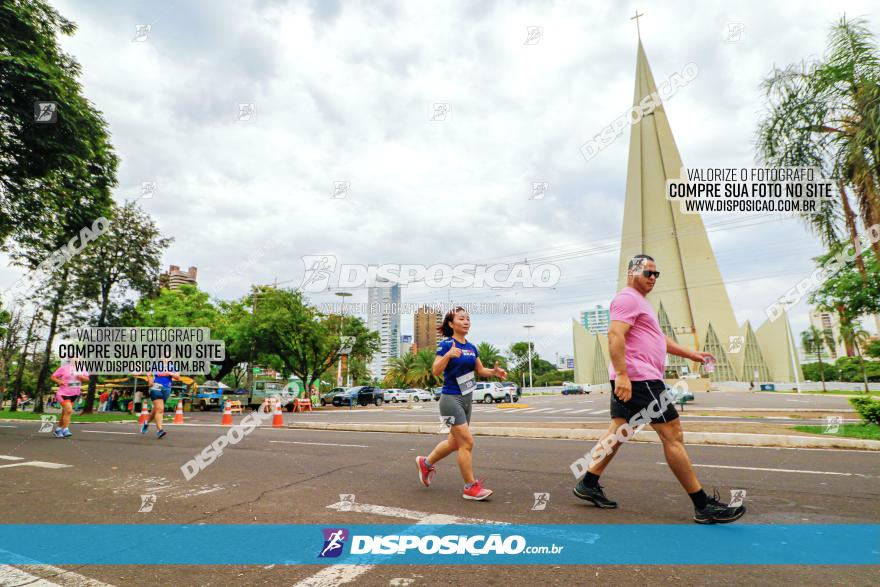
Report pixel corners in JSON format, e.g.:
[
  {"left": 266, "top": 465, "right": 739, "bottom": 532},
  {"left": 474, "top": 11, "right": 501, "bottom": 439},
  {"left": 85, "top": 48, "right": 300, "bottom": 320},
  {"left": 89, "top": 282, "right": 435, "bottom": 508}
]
[
  {"left": 173, "top": 399, "right": 185, "bottom": 424},
  {"left": 272, "top": 401, "right": 284, "bottom": 428},
  {"left": 221, "top": 401, "right": 233, "bottom": 426},
  {"left": 138, "top": 403, "right": 149, "bottom": 425}
]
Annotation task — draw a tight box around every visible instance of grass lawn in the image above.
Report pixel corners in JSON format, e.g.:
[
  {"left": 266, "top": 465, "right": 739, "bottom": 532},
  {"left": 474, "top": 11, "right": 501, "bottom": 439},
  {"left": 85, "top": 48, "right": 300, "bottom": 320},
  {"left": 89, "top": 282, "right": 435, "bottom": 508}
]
[
  {"left": 0, "top": 409, "right": 141, "bottom": 422},
  {"left": 793, "top": 422, "right": 880, "bottom": 440}
]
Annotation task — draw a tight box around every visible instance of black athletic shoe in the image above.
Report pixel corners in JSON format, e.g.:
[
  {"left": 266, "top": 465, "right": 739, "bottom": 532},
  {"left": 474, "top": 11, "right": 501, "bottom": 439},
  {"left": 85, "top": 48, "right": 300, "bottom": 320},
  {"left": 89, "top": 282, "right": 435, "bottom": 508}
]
[
  {"left": 573, "top": 480, "right": 618, "bottom": 509},
  {"left": 694, "top": 489, "right": 746, "bottom": 524},
  {"left": 156, "top": 429, "right": 167, "bottom": 439}
]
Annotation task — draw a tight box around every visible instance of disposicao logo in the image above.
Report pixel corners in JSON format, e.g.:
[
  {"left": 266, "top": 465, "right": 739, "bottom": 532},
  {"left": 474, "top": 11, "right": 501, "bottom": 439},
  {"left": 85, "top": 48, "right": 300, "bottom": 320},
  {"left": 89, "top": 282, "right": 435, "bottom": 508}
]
[{"left": 318, "top": 528, "right": 349, "bottom": 558}]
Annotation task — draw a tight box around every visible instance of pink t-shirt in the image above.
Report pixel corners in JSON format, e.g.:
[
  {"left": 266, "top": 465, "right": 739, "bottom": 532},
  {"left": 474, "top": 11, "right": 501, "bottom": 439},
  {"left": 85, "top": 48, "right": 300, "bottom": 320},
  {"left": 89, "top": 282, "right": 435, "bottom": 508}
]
[
  {"left": 607, "top": 287, "right": 666, "bottom": 381},
  {"left": 53, "top": 363, "right": 88, "bottom": 399}
]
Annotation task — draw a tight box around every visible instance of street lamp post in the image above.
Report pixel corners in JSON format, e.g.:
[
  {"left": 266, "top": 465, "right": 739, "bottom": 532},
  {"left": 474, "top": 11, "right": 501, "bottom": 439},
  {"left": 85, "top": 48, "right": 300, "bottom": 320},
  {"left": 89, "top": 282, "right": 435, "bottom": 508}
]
[
  {"left": 524, "top": 325, "right": 534, "bottom": 390},
  {"left": 335, "top": 292, "right": 352, "bottom": 387}
]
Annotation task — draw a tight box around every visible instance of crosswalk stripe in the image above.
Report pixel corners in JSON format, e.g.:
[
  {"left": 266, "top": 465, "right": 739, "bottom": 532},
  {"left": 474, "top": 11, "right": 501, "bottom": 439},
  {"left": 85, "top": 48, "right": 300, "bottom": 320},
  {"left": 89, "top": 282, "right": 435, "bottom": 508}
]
[
  {"left": 526, "top": 408, "right": 555, "bottom": 413},
  {"left": 569, "top": 408, "right": 596, "bottom": 414},
  {"left": 0, "top": 565, "right": 56, "bottom": 585},
  {"left": 591, "top": 409, "right": 609, "bottom": 414}
]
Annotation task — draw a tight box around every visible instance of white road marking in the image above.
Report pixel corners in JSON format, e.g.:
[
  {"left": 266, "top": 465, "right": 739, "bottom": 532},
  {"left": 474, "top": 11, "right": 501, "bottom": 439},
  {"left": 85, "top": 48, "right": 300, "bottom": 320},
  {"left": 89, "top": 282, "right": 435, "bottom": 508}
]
[
  {"left": 295, "top": 503, "right": 509, "bottom": 587},
  {"left": 0, "top": 424, "right": 17, "bottom": 428},
  {"left": 590, "top": 409, "right": 609, "bottom": 414},
  {"left": 18, "top": 564, "right": 116, "bottom": 586},
  {"left": 0, "top": 461, "right": 71, "bottom": 469},
  {"left": 325, "top": 500, "right": 507, "bottom": 525},
  {"left": 0, "top": 564, "right": 56, "bottom": 585},
  {"left": 294, "top": 564, "right": 374, "bottom": 587},
  {"left": 180, "top": 486, "right": 224, "bottom": 497},
  {"left": 568, "top": 408, "right": 596, "bottom": 414},
  {"left": 269, "top": 440, "right": 369, "bottom": 448},
  {"left": 526, "top": 408, "right": 555, "bottom": 413},
  {"left": 0, "top": 552, "right": 115, "bottom": 586},
  {"left": 0, "top": 455, "right": 24, "bottom": 460},
  {"left": 81, "top": 430, "right": 138, "bottom": 435},
  {"left": 663, "top": 462, "right": 872, "bottom": 477}
]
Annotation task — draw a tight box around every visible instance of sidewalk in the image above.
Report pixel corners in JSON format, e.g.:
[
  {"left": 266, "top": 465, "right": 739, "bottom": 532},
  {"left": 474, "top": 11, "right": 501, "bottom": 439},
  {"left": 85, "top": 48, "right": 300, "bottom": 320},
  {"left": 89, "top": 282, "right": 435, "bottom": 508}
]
[{"left": 281, "top": 421, "right": 880, "bottom": 451}]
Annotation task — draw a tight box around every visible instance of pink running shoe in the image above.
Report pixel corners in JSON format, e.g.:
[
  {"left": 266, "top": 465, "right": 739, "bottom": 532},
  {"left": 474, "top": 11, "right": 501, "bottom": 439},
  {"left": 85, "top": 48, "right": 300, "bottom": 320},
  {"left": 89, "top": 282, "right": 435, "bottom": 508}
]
[
  {"left": 462, "top": 479, "right": 493, "bottom": 501},
  {"left": 416, "top": 456, "right": 436, "bottom": 487}
]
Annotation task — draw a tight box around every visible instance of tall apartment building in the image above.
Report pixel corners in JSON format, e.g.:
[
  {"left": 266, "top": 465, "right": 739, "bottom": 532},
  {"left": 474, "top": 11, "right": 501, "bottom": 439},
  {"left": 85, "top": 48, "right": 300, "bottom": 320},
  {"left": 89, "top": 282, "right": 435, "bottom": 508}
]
[
  {"left": 581, "top": 304, "right": 610, "bottom": 334},
  {"left": 159, "top": 265, "right": 198, "bottom": 290},
  {"left": 367, "top": 278, "right": 401, "bottom": 378},
  {"left": 414, "top": 306, "right": 442, "bottom": 353}
]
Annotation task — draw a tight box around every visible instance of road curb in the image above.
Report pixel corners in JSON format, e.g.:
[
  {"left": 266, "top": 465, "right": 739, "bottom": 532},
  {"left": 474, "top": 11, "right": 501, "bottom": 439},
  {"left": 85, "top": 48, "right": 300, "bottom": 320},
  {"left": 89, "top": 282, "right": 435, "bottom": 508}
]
[{"left": 282, "top": 422, "right": 880, "bottom": 450}]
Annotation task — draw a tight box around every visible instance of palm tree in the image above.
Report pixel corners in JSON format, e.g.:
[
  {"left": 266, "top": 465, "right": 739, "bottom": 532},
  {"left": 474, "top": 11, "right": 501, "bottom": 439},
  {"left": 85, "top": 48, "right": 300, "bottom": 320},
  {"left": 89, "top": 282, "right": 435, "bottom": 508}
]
[
  {"left": 476, "top": 342, "right": 506, "bottom": 380},
  {"left": 346, "top": 356, "right": 370, "bottom": 385},
  {"left": 384, "top": 352, "right": 418, "bottom": 388},
  {"left": 838, "top": 323, "right": 872, "bottom": 393},
  {"left": 412, "top": 348, "right": 440, "bottom": 389},
  {"left": 757, "top": 17, "right": 880, "bottom": 269},
  {"left": 801, "top": 326, "right": 831, "bottom": 391}
]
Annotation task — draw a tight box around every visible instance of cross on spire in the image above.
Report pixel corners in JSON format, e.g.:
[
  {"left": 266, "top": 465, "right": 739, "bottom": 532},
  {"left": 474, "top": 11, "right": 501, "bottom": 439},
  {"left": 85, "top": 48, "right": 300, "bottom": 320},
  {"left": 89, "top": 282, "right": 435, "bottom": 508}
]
[{"left": 630, "top": 10, "right": 644, "bottom": 39}]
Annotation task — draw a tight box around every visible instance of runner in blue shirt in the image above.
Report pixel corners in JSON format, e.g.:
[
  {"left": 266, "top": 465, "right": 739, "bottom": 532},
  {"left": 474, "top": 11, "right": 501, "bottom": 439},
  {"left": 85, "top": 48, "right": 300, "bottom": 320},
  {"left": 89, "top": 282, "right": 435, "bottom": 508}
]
[
  {"left": 142, "top": 360, "right": 180, "bottom": 439},
  {"left": 416, "top": 307, "right": 507, "bottom": 501}
]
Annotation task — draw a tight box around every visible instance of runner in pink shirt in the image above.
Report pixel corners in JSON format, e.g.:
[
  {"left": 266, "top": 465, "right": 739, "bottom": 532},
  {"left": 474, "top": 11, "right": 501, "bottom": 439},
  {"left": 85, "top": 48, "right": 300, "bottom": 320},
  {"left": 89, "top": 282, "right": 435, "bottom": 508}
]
[
  {"left": 50, "top": 360, "right": 89, "bottom": 438},
  {"left": 571, "top": 254, "right": 746, "bottom": 525}
]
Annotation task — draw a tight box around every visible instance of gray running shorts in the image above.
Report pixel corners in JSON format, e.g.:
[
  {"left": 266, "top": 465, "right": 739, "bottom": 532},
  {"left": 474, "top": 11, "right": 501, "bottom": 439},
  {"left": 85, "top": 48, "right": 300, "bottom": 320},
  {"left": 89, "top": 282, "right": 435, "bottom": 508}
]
[{"left": 439, "top": 393, "right": 473, "bottom": 426}]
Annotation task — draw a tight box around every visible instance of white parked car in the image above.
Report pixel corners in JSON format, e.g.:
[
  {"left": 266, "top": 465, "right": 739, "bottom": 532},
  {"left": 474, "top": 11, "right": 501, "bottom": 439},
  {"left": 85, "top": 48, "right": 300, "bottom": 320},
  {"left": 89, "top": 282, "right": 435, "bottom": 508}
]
[
  {"left": 405, "top": 388, "right": 433, "bottom": 402},
  {"left": 474, "top": 381, "right": 511, "bottom": 404},
  {"left": 383, "top": 388, "right": 409, "bottom": 403}
]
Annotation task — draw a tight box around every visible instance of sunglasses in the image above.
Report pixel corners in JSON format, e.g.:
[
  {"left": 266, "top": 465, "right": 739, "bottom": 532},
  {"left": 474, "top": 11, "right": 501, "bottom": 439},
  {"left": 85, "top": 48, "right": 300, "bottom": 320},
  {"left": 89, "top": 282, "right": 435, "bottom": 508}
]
[{"left": 641, "top": 270, "right": 660, "bottom": 279}]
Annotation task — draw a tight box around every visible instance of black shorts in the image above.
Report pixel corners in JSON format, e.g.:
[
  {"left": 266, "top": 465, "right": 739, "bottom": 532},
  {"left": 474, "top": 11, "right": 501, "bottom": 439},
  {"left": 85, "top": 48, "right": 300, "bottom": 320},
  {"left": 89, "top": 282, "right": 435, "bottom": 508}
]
[
  {"left": 610, "top": 379, "right": 679, "bottom": 424},
  {"left": 59, "top": 395, "right": 80, "bottom": 404}
]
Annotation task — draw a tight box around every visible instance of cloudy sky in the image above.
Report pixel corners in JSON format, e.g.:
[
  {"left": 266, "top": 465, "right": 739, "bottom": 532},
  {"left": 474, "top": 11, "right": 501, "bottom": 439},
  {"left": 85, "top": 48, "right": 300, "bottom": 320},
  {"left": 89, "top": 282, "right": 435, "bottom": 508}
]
[{"left": 3, "top": 0, "right": 878, "bottom": 360}]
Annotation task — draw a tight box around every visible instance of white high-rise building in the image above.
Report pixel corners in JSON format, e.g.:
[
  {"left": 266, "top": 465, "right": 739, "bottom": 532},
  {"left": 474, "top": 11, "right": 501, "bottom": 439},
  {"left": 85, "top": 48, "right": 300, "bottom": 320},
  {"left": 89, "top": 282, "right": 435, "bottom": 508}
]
[{"left": 367, "top": 278, "right": 401, "bottom": 379}]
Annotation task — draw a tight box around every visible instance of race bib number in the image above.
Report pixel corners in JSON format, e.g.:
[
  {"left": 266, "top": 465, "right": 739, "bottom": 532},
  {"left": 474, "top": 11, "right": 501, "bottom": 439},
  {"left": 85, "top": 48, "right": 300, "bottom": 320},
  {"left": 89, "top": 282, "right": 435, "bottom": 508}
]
[
  {"left": 456, "top": 371, "right": 475, "bottom": 395},
  {"left": 67, "top": 380, "right": 82, "bottom": 389}
]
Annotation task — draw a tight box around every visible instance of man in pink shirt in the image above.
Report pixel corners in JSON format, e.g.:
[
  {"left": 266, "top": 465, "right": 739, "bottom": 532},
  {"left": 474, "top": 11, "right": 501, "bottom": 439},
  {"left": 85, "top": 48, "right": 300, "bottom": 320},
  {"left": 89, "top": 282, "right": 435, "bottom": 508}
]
[
  {"left": 50, "top": 360, "right": 89, "bottom": 438},
  {"left": 572, "top": 255, "right": 746, "bottom": 524}
]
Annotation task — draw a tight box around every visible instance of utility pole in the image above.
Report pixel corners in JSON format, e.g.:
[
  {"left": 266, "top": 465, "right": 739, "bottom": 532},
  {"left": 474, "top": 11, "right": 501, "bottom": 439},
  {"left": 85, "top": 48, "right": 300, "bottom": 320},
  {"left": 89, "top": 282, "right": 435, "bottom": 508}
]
[{"left": 524, "top": 325, "right": 535, "bottom": 390}]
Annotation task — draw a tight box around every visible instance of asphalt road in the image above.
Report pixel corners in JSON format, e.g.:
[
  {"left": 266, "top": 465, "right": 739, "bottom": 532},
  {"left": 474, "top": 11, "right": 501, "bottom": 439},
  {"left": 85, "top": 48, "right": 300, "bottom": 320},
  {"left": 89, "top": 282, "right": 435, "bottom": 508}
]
[{"left": 1, "top": 417, "right": 877, "bottom": 586}]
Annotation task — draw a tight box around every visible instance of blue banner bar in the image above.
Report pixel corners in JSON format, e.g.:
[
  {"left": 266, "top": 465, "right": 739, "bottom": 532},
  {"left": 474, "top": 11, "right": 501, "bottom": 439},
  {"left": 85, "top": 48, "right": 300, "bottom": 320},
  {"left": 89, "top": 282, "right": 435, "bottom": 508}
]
[{"left": 0, "top": 524, "right": 876, "bottom": 565}]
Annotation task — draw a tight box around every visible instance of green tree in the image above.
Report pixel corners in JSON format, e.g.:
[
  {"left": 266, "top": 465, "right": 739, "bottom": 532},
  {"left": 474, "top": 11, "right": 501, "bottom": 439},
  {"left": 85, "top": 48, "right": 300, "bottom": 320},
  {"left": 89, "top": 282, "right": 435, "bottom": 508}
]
[
  {"left": 810, "top": 248, "right": 880, "bottom": 327},
  {"left": 800, "top": 326, "right": 835, "bottom": 391},
  {"left": 834, "top": 356, "right": 880, "bottom": 383},
  {"left": 801, "top": 361, "right": 841, "bottom": 382},
  {"left": 839, "top": 322, "right": 872, "bottom": 393},
  {"left": 757, "top": 16, "right": 880, "bottom": 268},
  {"left": 346, "top": 356, "right": 371, "bottom": 386},
  {"left": 0, "top": 1, "right": 118, "bottom": 246},
  {"left": 412, "top": 348, "right": 440, "bottom": 389},
  {"left": 74, "top": 201, "right": 172, "bottom": 412},
  {"left": 247, "top": 287, "right": 378, "bottom": 391},
  {"left": 132, "top": 285, "right": 220, "bottom": 328},
  {"left": 384, "top": 352, "right": 418, "bottom": 388},
  {"left": 475, "top": 342, "right": 505, "bottom": 380},
  {"left": 866, "top": 339, "right": 880, "bottom": 359}
]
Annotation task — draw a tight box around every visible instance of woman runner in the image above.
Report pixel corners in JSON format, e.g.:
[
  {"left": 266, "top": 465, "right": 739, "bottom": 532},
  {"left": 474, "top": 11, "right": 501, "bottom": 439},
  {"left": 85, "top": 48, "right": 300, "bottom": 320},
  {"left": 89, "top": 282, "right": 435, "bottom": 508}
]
[
  {"left": 416, "top": 307, "right": 507, "bottom": 500},
  {"left": 50, "top": 359, "right": 89, "bottom": 438},
  {"left": 142, "top": 362, "right": 180, "bottom": 439}
]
